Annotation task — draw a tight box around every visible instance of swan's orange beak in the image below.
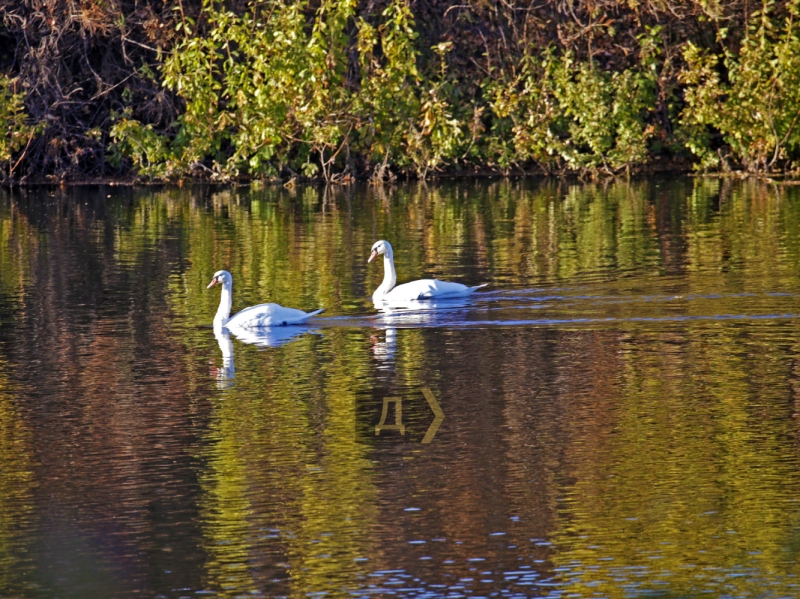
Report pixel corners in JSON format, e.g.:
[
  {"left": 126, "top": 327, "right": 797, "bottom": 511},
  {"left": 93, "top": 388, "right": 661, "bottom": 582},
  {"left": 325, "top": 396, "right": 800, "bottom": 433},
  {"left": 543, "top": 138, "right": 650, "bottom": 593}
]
[
  {"left": 368, "top": 249, "right": 378, "bottom": 263},
  {"left": 207, "top": 277, "right": 219, "bottom": 289}
]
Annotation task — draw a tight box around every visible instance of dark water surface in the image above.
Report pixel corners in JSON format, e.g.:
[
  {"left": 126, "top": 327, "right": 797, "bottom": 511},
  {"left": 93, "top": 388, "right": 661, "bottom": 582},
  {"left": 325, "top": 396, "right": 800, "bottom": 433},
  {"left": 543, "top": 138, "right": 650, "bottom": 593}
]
[{"left": 1, "top": 178, "right": 800, "bottom": 598}]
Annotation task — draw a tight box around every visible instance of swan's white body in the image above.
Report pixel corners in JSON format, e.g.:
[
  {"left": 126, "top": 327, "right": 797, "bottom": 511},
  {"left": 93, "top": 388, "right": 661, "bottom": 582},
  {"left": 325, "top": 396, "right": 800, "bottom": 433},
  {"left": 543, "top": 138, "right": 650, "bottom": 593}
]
[
  {"left": 368, "top": 240, "right": 486, "bottom": 303},
  {"left": 208, "top": 270, "right": 324, "bottom": 330}
]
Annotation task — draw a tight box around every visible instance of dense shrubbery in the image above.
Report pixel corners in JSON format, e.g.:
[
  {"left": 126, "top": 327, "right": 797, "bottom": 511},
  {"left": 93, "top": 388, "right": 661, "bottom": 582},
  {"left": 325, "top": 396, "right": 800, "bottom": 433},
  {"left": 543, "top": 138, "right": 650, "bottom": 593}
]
[
  {"left": 3, "top": 0, "right": 800, "bottom": 181},
  {"left": 0, "top": 76, "right": 39, "bottom": 181},
  {"left": 485, "top": 30, "right": 662, "bottom": 174},
  {"left": 681, "top": 0, "right": 800, "bottom": 171},
  {"left": 109, "top": 0, "right": 463, "bottom": 180}
]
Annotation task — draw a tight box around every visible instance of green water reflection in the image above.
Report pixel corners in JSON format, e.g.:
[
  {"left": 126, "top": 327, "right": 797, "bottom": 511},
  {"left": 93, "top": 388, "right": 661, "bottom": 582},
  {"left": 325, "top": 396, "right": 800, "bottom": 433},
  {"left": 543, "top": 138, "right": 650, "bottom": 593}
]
[{"left": 0, "top": 178, "right": 799, "bottom": 598}]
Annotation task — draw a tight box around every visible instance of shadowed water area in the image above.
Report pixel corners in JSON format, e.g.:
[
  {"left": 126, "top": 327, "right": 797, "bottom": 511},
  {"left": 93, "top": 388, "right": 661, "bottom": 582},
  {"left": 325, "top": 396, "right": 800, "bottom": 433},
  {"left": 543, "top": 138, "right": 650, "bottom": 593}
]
[{"left": 1, "top": 178, "right": 800, "bottom": 598}]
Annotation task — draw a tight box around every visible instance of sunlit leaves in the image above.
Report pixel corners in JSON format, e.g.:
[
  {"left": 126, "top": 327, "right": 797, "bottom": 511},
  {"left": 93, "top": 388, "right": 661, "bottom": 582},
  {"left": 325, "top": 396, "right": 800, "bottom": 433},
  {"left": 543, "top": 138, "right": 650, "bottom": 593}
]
[
  {"left": 680, "top": 0, "right": 800, "bottom": 171},
  {"left": 106, "top": 0, "right": 800, "bottom": 178},
  {"left": 484, "top": 39, "right": 659, "bottom": 174},
  {"left": 0, "top": 76, "right": 41, "bottom": 181},
  {"left": 111, "top": 0, "right": 466, "bottom": 181}
]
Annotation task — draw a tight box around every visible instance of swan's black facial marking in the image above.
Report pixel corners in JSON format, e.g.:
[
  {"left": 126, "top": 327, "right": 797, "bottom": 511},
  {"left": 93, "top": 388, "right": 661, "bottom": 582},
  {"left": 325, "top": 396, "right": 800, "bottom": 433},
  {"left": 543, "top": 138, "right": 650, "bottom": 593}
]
[
  {"left": 210, "top": 271, "right": 231, "bottom": 287},
  {"left": 369, "top": 240, "right": 390, "bottom": 263}
]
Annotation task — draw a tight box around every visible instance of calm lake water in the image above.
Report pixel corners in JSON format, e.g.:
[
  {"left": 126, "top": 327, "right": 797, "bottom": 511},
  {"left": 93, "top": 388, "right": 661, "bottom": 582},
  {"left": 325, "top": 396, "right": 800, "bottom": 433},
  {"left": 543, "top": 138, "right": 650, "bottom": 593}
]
[{"left": 1, "top": 178, "right": 800, "bottom": 599}]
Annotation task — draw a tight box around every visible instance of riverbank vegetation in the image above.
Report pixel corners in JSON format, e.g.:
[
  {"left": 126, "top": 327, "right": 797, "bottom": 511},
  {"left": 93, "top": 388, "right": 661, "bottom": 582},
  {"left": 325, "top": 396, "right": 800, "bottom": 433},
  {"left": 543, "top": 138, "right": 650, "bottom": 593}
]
[{"left": 2, "top": 0, "right": 800, "bottom": 183}]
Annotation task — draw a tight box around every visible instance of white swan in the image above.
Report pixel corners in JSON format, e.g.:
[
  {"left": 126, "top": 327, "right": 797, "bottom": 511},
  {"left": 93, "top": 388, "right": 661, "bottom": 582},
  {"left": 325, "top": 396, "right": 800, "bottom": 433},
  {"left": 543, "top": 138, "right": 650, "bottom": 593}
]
[
  {"left": 368, "top": 240, "right": 487, "bottom": 303},
  {"left": 207, "top": 270, "right": 324, "bottom": 329}
]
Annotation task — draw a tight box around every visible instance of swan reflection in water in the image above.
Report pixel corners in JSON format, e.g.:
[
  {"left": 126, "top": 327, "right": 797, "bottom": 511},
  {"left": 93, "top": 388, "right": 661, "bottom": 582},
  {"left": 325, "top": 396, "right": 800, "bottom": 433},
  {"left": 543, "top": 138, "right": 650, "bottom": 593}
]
[
  {"left": 370, "top": 327, "right": 396, "bottom": 370},
  {"left": 211, "top": 324, "right": 236, "bottom": 388},
  {"left": 372, "top": 296, "right": 473, "bottom": 327},
  {"left": 231, "top": 325, "right": 318, "bottom": 348},
  {"left": 211, "top": 323, "right": 319, "bottom": 388},
  {"left": 368, "top": 297, "right": 476, "bottom": 372}
]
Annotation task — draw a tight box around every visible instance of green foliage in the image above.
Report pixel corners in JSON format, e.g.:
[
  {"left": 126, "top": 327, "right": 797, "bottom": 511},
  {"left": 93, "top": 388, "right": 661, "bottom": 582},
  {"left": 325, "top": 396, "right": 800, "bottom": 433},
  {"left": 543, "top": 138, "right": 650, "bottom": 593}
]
[
  {"left": 354, "top": 1, "right": 421, "bottom": 174},
  {"left": 0, "top": 77, "right": 40, "bottom": 181},
  {"left": 110, "top": 0, "right": 464, "bottom": 181},
  {"left": 355, "top": 8, "right": 463, "bottom": 179},
  {"left": 130, "top": 0, "right": 362, "bottom": 179},
  {"left": 9, "top": 0, "right": 800, "bottom": 179},
  {"left": 485, "top": 29, "right": 661, "bottom": 174},
  {"left": 110, "top": 117, "right": 172, "bottom": 178},
  {"left": 680, "top": 0, "right": 800, "bottom": 171},
  {"left": 104, "top": 0, "right": 800, "bottom": 179}
]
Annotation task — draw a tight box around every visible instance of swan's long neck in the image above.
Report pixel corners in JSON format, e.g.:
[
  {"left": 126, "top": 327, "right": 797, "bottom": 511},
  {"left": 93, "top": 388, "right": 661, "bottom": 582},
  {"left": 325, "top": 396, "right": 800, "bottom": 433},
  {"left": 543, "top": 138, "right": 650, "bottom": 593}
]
[
  {"left": 375, "top": 251, "right": 397, "bottom": 298},
  {"left": 215, "top": 281, "right": 233, "bottom": 324}
]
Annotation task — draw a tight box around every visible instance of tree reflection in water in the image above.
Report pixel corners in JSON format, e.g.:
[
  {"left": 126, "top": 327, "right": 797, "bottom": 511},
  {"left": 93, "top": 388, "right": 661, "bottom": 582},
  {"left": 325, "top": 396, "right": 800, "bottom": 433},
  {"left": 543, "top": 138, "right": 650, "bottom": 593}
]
[{"left": 0, "top": 178, "right": 798, "bottom": 598}]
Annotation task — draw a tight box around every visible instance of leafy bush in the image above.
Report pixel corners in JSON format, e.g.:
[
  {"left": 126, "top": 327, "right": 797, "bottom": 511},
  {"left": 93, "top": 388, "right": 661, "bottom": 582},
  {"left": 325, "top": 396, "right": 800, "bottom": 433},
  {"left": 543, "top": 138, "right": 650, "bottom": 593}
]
[
  {"left": 10, "top": 0, "right": 800, "bottom": 180},
  {"left": 680, "top": 0, "right": 800, "bottom": 171},
  {"left": 488, "top": 32, "right": 657, "bottom": 171},
  {"left": 485, "top": 28, "right": 662, "bottom": 174},
  {"left": 109, "top": 116, "right": 172, "bottom": 178},
  {"left": 355, "top": 11, "right": 463, "bottom": 179},
  {"left": 104, "top": 0, "right": 800, "bottom": 180},
  {"left": 0, "top": 76, "right": 39, "bottom": 181},
  {"left": 111, "top": 0, "right": 464, "bottom": 181}
]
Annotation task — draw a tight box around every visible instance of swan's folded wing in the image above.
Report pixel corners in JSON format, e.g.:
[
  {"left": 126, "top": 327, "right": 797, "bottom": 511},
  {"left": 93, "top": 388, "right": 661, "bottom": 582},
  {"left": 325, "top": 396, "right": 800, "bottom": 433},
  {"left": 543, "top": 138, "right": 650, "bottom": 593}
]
[
  {"left": 228, "top": 303, "right": 314, "bottom": 328},
  {"left": 414, "top": 280, "right": 440, "bottom": 299},
  {"left": 424, "top": 279, "right": 473, "bottom": 298},
  {"left": 386, "top": 279, "right": 435, "bottom": 301},
  {"left": 385, "top": 278, "right": 484, "bottom": 301}
]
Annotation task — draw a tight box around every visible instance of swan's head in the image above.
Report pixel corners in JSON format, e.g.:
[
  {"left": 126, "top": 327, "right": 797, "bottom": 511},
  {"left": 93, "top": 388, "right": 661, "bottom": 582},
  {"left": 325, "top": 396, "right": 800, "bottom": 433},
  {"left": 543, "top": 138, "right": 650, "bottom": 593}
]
[
  {"left": 368, "top": 240, "right": 393, "bottom": 263},
  {"left": 207, "top": 270, "right": 232, "bottom": 289}
]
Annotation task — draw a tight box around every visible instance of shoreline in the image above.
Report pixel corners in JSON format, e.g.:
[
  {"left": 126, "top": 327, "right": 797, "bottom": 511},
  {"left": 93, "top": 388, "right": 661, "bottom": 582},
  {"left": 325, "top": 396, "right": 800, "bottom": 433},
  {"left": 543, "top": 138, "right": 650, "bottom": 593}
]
[
  {"left": 5, "top": 169, "right": 800, "bottom": 189},
  {"left": 5, "top": 154, "right": 800, "bottom": 189}
]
